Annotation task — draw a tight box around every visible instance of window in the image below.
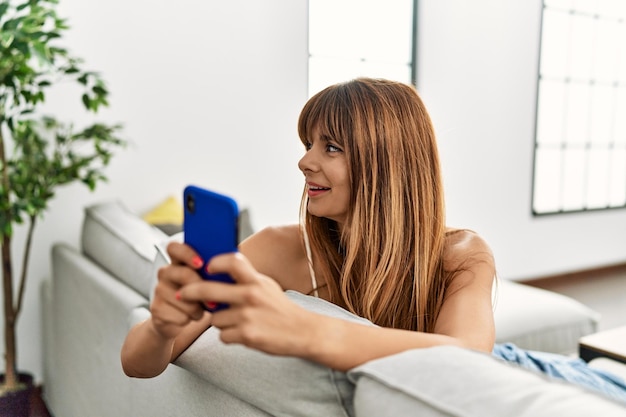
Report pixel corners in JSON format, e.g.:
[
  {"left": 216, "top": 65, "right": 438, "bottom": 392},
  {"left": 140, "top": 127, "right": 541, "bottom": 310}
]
[
  {"left": 532, "top": 0, "right": 626, "bottom": 214},
  {"left": 307, "top": 0, "right": 417, "bottom": 98}
]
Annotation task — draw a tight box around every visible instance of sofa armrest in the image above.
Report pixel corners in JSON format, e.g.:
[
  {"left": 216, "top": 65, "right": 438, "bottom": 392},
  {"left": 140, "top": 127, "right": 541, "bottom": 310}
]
[
  {"left": 348, "top": 346, "right": 625, "bottom": 417},
  {"left": 45, "top": 243, "right": 148, "bottom": 417},
  {"left": 494, "top": 280, "right": 600, "bottom": 354}
]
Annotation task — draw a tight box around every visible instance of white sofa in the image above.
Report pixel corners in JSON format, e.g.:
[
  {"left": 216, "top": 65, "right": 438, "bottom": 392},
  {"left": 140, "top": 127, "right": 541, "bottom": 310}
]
[{"left": 40, "top": 201, "right": 626, "bottom": 416}]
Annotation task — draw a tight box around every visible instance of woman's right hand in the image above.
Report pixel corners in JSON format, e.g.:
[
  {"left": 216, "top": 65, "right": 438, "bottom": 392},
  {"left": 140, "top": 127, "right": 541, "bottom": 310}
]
[
  {"left": 121, "top": 241, "right": 213, "bottom": 378},
  {"left": 149, "top": 241, "right": 210, "bottom": 340}
]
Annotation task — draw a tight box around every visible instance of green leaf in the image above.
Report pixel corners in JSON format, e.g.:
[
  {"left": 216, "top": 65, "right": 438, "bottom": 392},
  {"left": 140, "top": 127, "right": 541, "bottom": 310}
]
[
  {"left": 77, "top": 73, "right": 88, "bottom": 85},
  {"left": 0, "top": 31, "right": 14, "bottom": 48},
  {"left": 46, "top": 31, "right": 61, "bottom": 40},
  {"left": 31, "top": 42, "right": 50, "bottom": 66},
  {"left": 92, "top": 85, "right": 107, "bottom": 96},
  {"left": 0, "top": 3, "right": 9, "bottom": 20},
  {"left": 54, "top": 17, "right": 69, "bottom": 30},
  {"left": 81, "top": 93, "right": 90, "bottom": 109},
  {"left": 2, "top": 18, "right": 19, "bottom": 31},
  {"left": 13, "top": 38, "right": 30, "bottom": 56},
  {"left": 48, "top": 45, "right": 68, "bottom": 56},
  {"left": 1, "top": 222, "right": 12, "bottom": 238},
  {"left": 63, "top": 66, "right": 79, "bottom": 74}
]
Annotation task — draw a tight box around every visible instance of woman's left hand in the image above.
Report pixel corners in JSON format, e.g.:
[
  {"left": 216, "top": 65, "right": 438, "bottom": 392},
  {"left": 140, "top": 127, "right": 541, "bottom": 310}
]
[{"left": 176, "top": 252, "right": 319, "bottom": 358}]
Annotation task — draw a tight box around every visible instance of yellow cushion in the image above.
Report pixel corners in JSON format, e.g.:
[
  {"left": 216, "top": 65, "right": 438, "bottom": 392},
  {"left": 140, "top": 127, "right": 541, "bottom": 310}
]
[{"left": 143, "top": 196, "right": 183, "bottom": 233}]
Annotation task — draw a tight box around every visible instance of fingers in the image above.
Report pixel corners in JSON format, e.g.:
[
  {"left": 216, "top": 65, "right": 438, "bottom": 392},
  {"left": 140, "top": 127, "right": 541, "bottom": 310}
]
[
  {"left": 151, "top": 300, "right": 204, "bottom": 327},
  {"left": 157, "top": 263, "right": 202, "bottom": 288},
  {"left": 167, "top": 241, "right": 204, "bottom": 269},
  {"left": 161, "top": 251, "right": 265, "bottom": 320},
  {"left": 167, "top": 243, "right": 255, "bottom": 284},
  {"left": 152, "top": 276, "right": 205, "bottom": 321},
  {"left": 206, "top": 252, "right": 258, "bottom": 284},
  {"left": 156, "top": 252, "right": 251, "bottom": 305},
  {"left": 177, "top": 280, "right": 250, "bottom": 306},
  {"left": 177, "top": 252, "right": 264, "bottom": 304},
  {"left": 153, "top": 260, "right": 206, "bottom": 324}
]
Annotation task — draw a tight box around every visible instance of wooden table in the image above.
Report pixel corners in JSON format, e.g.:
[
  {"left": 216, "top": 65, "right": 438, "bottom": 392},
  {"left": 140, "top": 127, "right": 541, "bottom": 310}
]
[{"left": 579, "top": 325, "right": 626, "bottom": 364}]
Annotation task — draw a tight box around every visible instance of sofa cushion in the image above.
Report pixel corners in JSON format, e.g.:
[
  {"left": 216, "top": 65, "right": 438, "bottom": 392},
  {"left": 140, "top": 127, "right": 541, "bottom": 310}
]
[
  {"left": 175, "top": 291, "right": 376, "bottom": 417},
  {"left": 348, "top": 346, "right": 626, "bottom": 417},
  {"left": 82, "top": 200, "right": 168, "bottom": 298},
  {"left": 142, "top": 196, "right": 184, "bottom": 236},
  {"left": 494, "top": 280, "right": 600, "bottom": 354}
]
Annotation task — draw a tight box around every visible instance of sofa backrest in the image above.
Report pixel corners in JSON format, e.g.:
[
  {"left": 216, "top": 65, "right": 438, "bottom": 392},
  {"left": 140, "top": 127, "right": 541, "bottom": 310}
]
[{"left": 81, "top": 200, "right": 169, "bottom": 298}]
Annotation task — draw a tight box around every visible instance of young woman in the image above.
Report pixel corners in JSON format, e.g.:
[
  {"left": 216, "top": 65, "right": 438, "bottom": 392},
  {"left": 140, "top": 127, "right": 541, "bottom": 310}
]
[{"left": 121, "top": 78, "right": 626, "bottom": 403}]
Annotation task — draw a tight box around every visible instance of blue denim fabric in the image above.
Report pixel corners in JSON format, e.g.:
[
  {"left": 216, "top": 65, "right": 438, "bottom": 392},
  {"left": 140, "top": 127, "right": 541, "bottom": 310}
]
[{"left": 493, "top": 343, "right": 626, "bottom": 405}]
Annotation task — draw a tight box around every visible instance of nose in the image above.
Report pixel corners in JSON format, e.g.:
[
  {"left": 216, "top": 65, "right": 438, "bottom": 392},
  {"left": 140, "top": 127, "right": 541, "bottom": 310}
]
[{"left": 298, "top": 149, "right": 319, "bottom": 173}]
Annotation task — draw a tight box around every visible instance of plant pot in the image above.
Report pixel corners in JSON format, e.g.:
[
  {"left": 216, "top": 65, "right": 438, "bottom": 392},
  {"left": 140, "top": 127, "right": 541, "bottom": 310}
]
[{"left": 0, "top": 373, "right": 34, "bottom": 417}]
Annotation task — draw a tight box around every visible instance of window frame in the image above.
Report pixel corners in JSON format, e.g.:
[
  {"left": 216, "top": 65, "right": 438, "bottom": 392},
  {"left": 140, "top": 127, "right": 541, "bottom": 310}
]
[
  {"left": 307, "top": 0, "right": 419, "bottom": 97},
  {"left": 531, "top": 1, "right": 626, "bottom": 216}
]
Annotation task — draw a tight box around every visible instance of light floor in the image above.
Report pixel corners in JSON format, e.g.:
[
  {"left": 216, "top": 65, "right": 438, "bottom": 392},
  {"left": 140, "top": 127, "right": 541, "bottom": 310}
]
[{"left": 524, "top": 265, "right": 626, "bottom": 332}]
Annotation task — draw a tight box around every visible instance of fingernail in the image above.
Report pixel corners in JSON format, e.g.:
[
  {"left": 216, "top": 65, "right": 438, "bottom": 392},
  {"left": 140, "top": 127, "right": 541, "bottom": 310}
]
[
  {"left": 205, "top": 301, "right": 218, "bottom": 310},
  {"left": 175, "top": 291, "right": 182, "bottom": 301},
  {"left": 192, "top": 256, "right": 203, "bottom": 268}
]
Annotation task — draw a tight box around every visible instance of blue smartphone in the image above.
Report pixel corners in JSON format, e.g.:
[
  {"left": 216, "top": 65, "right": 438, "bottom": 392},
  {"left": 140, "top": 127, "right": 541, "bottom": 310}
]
[{"left": 183, "top": 185, "right": 239, "bottom": 311}]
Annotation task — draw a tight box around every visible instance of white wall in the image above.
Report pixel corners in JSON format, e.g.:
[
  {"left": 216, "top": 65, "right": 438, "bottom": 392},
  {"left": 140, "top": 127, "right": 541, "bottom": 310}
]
[
  {"left": 419, "top": 0, "right": 626, "bottom": 281},
  {"left": 6, "top": 0, "right": 626, "bottom": 384},
  {"left": 9, "top": 0, "right": 308, "bottom": 383}
]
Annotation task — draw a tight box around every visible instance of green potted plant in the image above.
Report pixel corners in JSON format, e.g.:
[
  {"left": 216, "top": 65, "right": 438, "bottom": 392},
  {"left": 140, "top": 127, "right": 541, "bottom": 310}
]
[{"left": 0, "top": 0, "right": 125, "bottom": 413}]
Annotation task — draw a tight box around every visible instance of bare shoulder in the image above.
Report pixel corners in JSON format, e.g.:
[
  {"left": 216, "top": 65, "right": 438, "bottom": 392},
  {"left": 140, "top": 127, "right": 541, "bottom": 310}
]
[
  {"left": 444, "top": 229, "right": 495, "bottom": 287},
  {"left": 239, "top": 224, "right": 302, "bottom": 258},
  {"left": 239, "top": 224, "right": 309, "bottom": 290},
  {"left": 435, "top": 229, "right": 496, "bottom": 350}
]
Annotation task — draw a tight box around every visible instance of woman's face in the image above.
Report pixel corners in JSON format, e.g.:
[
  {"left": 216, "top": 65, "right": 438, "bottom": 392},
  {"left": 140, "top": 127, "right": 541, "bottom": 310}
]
[{"left": 298, "top": 129, "right": 350, "bottom": 226}]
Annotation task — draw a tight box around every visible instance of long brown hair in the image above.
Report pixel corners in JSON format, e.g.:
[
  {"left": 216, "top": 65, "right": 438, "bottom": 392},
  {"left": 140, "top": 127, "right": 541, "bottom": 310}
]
[{"left": 298, "top": 78, "right": 450, "bottom": 332}]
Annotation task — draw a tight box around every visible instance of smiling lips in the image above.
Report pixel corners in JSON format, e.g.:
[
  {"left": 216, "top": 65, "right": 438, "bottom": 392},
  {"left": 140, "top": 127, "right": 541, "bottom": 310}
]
[{"left": 307, "top": 182, "right": 330, "bottom": 197}]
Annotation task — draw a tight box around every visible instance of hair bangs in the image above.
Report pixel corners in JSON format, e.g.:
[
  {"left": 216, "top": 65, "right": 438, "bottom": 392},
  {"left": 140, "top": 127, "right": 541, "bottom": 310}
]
[{"left": 298, "top": 84, "right": 354, "bottom": 148}]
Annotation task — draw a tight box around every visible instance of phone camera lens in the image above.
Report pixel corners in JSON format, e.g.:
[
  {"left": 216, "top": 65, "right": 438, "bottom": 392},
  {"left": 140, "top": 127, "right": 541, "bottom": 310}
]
[{"left": 186, "top": 194, "right": 195, "bottom": 214}]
